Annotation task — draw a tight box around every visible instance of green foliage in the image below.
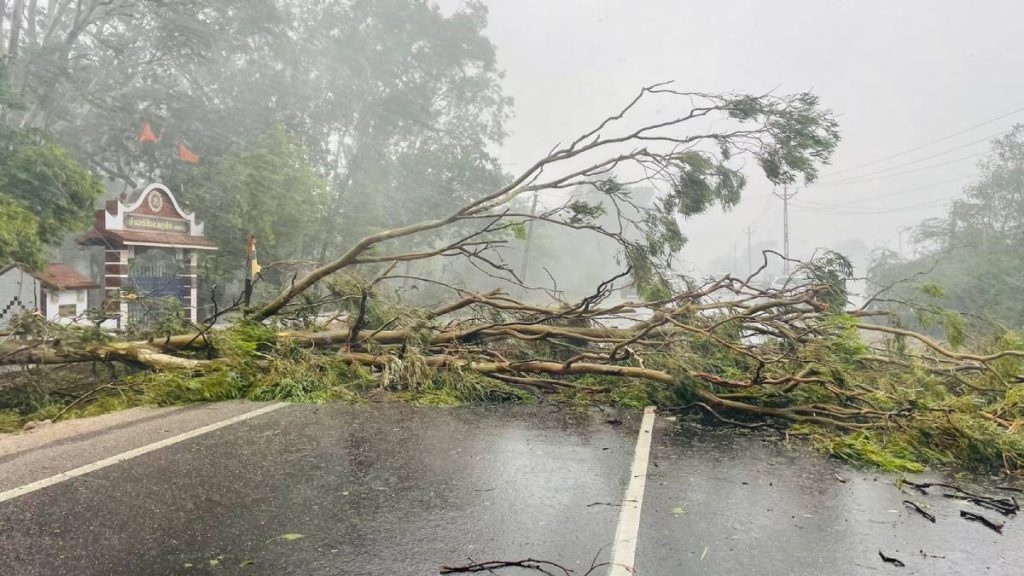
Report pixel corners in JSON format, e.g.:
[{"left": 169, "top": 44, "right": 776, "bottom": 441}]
[
  {"left": 8, "top": 0, "right": 510, "bottom": 266},
  {"left": 0, "top": 126, "right": 103, "bottom": 266},
  {"left": 564, "top": 199, "right": 607, "bottom": 225},
  {"left": 726, "top": 92, "right": 841, "bottom": 185},
  {"left": 0, "top": 409, "right": 23, "bottom": 433},
  {"left": 387, "top": 352, "right": 533, "bottom": 405},
  {"left": 797, "top": 250, "right": 854, "bottom": 310},
  {"left": 325, "top": 272, "right": 425, "bottom": 333},
  {"left": 916, "top": 308, "right": 967, "bottom": 349},
  {"left": 123, "top": 297, "right": 191, "bottom": 341},
  {"left": 213, "top": 322, "right": 280, "bottom": 362},
  {"left": 140, "top": 370, "right": 250, "bottom": 405},
  {"left": 547, "top": 91, "right": 840, "bottom": 303},
  {"left": 813, "top": 403, "right": 1024, "bottom": 475},
  {"left": 182, "top": 126, "right": 324, "bottom": 287},
  {"left": 509, "top": 222, "right": 528, "bottom": 241},
  {"left": 248, "top": 355, "right": 371, "bottom": 404},
  {"left": 919, "top": 282, "right": 945, "bottom": 298},
  {"left": 868, "top": 125, "right": 1024, "bottom": 332},
  {"left": 7, "top": 309, "right": 111, "bottom": 346},
  {"left": 809, "top": 428, "right": 927, "bottom": 473},
  {"left": 0, "top": 199, "right": 44, "bottom": 268},
  {"left": 664, "top": 151, "right": 746, "bottom": 217},
  {"left": 611, "top": 385, "right": 654, "bottom": 409}
]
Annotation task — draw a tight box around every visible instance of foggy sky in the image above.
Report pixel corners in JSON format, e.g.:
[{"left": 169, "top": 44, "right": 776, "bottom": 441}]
[{"left": 438, "top": 0, "right": 1024, "bottom": 276}]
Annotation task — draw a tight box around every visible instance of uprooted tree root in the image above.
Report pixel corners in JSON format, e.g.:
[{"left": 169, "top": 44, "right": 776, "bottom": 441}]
[{"left": 4, "top": 263, "right": 1024, "bottom": 476}]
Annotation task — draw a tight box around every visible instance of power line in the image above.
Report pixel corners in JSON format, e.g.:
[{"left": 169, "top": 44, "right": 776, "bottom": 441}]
[
  {"left": 817, "top": 129, "right": 1007, "bottom": 183},
  {"left": 812, "top": 151, "right": 986, "bottom": 187},
  {"left": 746, "top": 195, "right": 775, "bottom": 228},
  {"left": 805, "top": 173, "right": 977, "bottom": 207},
  {"left": 792, "top": 194, "right": 961, "bottom": 216},
  {"left": 820, "top": 104, "right": 1024, "bottom": 178}
]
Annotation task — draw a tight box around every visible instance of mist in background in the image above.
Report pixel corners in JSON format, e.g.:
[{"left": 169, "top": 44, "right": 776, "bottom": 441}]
[{"left": 438, "top": 0, "right": 1024, "bottom": 281}]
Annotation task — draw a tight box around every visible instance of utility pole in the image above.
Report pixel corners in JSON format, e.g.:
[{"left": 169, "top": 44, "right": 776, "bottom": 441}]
[
  {"left": 772, "top": 186, "right": 798, "bottom": 274},
  {"left": 745, "top": 225, "right": 753, "bottom": 276}
]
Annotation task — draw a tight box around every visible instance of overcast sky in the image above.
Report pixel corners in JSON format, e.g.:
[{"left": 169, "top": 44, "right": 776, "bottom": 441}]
[{"left": 438, "top": 0, "right": 1024, "bottom": 275}]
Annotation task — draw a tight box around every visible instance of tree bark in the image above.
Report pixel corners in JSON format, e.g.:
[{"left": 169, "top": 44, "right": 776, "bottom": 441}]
[{"left": 7, "top": 0, "right": 24, "bottom": 58}]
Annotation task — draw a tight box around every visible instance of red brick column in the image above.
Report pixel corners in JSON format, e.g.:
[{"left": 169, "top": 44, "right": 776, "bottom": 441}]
[
  {"left": 176, "top": 250, "right": 198, "bottom": 323},
  {"left": 104, "top": 247, "right": 130, "bottom": 328}
]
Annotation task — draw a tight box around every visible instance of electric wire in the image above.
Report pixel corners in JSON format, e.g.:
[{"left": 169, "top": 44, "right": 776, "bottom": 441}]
[
  {"left": 812, "top": 151, "right": 986, "bottom": 187},
  {"left": 820, "top": 104, "right": 1024, "bottom": 178}
]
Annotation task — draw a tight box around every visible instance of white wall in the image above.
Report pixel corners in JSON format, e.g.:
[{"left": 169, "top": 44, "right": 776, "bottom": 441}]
[
  {"left": 45, "top": 289, "right": 89, "bottom": 324},
  {"left": 0, "top": 267, "right": 41, "bottom": 329}
]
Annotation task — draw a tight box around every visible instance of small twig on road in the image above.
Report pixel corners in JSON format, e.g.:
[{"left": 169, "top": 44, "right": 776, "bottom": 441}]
[
  {"left": 902, "top": 500, "right": 936, "bottom": 523},
  {"left": 439, "top": 558, "right": 572, "bottom": 575},
  {"left": 585, "top": 500, "right": 636, "bottom": 508},
  {"left": 942, "top": 491, "right": 1019, "bottom": 516},
  {"left": 899, "top": 479, "right": 930, "bottom": 496},
  {"left": 900, "top": 480, "right": 1019, "bottom": 515},
  {"left": 440, "top": 555, "right": 612, "bottom": 576},
  {"left": 960, "top": 510, "right": 1004, "bottom": 533},
  {"left": 878, "top": 550, "right": 906, "bottom": 567}
]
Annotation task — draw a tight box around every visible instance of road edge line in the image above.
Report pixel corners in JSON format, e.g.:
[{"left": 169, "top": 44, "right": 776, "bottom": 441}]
[
  {"left": 0, "top": 402, "right": 289, "bottom": 504},
  {"left": 608, "top": 406, "right": 657, "bottom": 575}
]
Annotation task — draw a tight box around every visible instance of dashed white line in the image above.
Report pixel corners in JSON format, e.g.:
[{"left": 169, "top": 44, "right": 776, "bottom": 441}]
[
  {"left": 608, "top": 406, "right": 657, "bottom": 575},
  {"left": 0, "top": 402, "right": 289, "bottom": 504}
]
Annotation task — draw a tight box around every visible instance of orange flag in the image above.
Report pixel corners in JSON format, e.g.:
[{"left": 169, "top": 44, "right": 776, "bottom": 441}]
[
  {"left": 178, "top": 143, "right": 200, "bottom": 164},
  {"left": 139, "top": 122, "right": 160, "bottom": 144}
]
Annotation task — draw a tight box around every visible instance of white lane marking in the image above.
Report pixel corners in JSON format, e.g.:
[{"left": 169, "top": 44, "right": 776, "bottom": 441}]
[
  {"left": 0, "top": 402, "right": 288, "bottom": 504},
  {"left": 609, "top": 406, "right": 656, "bottom": 576}
]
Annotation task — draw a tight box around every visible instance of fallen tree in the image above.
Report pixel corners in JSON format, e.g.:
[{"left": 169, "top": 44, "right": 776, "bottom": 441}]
[
  {"left": 3, "top": 85, "right": 1024, "bottom": 474},
  {"left": 4, "top": 259, "right": 1024, "bottom": 473}
]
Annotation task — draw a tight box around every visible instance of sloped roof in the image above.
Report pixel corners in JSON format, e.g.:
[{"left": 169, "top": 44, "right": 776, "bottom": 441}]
[
  {"left": 36, "top": 264, "right": 99, "bottom": 290},
  {"left": 0, "top": 263, "right": 98, "bottom": 290}
]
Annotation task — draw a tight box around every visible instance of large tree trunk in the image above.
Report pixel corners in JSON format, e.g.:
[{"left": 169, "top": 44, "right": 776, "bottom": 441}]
[{"left": 7, "top": 0, "right": 24, "bottom": 58}]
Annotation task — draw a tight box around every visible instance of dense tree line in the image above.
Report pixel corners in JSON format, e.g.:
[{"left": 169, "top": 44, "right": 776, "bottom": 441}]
[
  {"left": 1, "top": 0, "right": 508, "bottom": 289},
  {"left": 868, "top": 125, "right": 1024, "bottom": 333},
  {"left": 0, "top": 63, "right": 103, "bottom": 267}
]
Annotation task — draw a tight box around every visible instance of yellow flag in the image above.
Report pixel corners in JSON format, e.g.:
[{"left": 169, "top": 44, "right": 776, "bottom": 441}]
[{"left": 246, "top": 234, "right": 262, "bottom": 279}]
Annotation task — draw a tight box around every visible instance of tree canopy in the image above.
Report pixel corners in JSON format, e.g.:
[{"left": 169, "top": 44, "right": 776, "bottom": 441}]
[
  {"left": 0, "top": 77, "right": 104, "bottom": 268},
  {"left": 181, "top": 125, "right": 324, "bottom": 287},
  {"left": 5, "top": 0, "right": 509, "bottom": 267},
  {"left": 868, "top": 125, "right": 1024, "bottom": 331}
]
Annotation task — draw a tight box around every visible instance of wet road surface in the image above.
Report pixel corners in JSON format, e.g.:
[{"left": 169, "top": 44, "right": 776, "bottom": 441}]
[
  {"left": 636, "top": 427, "right": 1022, "bottom": 575},
  {"left": 0, "top": 402, "right": 1021, "bottom": 575}
]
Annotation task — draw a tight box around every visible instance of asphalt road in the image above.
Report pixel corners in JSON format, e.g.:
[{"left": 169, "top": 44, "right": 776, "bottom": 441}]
[{"left": 1, "top": 402, "right": 1022, "bottom": 575}]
